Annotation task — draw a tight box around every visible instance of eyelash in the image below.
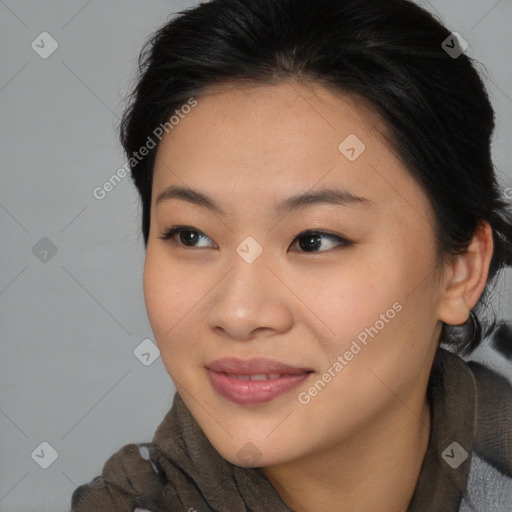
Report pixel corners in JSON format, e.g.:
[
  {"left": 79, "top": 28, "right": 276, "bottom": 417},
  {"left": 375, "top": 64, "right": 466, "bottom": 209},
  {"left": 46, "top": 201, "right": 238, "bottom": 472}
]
[{"left": 157, "top": 225, "right": 354, "bottom": 253}]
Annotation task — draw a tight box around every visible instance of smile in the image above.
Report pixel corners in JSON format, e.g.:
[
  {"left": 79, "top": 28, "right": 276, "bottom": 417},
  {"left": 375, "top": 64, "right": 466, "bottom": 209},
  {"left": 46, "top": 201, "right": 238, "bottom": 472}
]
[{"left": 207, "top": 369, "right": 312, "bottom": 405}]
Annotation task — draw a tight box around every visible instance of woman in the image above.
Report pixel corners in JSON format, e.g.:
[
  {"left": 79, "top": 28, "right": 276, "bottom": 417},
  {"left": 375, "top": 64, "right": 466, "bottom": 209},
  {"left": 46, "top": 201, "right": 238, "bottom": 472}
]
[{"left": 70, "top": 0, "right": 512, "bottom": 510}]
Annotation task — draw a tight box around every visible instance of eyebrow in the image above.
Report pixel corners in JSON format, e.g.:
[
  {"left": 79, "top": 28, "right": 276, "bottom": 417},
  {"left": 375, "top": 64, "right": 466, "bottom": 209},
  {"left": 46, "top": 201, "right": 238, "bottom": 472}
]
[{"left": 155, "top": 185, "right": 372, "bottom": 216}]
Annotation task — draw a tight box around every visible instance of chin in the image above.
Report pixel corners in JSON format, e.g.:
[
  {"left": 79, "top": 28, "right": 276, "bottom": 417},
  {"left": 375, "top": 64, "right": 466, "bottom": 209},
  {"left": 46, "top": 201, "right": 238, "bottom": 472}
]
[{"left": 209, "top": 434, "right": 295, "bottom": 469}]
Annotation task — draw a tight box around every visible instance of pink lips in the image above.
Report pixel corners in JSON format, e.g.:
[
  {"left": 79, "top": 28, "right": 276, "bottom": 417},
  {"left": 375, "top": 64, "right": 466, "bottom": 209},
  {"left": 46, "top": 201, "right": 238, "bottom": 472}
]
[{"left": 206, "top": 357, "right": 313, "bottom": 405}]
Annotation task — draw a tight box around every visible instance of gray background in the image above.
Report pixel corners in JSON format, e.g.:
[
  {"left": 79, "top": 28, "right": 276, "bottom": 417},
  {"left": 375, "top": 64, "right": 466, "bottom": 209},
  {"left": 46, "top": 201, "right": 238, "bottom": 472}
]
[{"left": 0, "top": 1, "right": 511, "bottom": 510}]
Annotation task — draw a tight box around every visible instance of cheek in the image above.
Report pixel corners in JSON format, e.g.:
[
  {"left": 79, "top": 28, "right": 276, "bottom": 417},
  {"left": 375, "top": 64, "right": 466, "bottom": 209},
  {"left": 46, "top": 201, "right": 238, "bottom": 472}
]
[
  {"left": 305, "top": 247, "right": 435, "bottom": 364},
  {"left": 143, "top": 254, "right": 173, "bottom": 335},
  {"left": 296, "top": 259, "right": 402, "bottom": 347},
  {"left": 142, "top": 248, "right": 214, "bottom": 379},
  {"left": 143, "top": 250, "right": 194, "bottom": 349}
]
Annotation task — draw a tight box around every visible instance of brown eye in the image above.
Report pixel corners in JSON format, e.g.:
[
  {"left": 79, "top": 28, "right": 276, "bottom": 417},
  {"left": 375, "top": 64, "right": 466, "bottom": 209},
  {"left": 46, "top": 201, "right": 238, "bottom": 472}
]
[
  {"left": 158, "top": 226, "right": 217, "bottom": 248},
  {"left": 290, "top": 230, "right": 354, "bottom": 253}
]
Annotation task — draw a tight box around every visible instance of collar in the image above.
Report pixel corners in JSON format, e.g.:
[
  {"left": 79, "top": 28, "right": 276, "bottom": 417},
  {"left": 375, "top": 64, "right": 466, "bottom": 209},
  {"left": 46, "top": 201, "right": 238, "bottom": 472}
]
[{"left": 406, "top": 347, "right": 477, "bottom": 511}]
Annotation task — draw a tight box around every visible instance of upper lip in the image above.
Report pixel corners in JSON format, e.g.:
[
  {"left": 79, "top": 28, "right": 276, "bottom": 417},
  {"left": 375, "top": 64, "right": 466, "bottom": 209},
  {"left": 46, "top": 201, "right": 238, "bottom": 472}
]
[{"left": 207, "top": 357, "right": 313, "bottom": 375}]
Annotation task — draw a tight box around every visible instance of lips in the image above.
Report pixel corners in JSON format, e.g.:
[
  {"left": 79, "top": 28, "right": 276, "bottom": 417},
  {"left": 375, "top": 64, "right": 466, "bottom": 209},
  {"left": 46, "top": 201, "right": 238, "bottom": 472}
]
[
  {"left": 223, "top": 372, "right": 291, "bottom": 380},
  {"left": 206, "top": 357, "right": 313, "bottom": 405},
  {"left": 207, "top": 357, "right": 312, "bottom": 375}
]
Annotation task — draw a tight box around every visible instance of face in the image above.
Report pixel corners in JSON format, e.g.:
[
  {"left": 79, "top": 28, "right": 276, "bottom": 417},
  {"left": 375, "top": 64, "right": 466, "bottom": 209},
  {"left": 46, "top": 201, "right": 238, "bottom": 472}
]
[{"left": 143, "top": 80, "right": 445, "bottom": 468}]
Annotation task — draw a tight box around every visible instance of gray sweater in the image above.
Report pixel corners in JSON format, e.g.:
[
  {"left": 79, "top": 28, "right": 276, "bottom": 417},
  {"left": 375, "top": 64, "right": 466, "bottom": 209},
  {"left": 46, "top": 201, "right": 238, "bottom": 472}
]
[{"left": 70, "top": 348, "right": 512, "bottom": 511}]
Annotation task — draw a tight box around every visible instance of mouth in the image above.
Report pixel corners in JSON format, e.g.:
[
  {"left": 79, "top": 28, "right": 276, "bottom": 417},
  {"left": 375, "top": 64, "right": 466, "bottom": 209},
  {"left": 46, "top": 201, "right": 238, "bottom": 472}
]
[{"left": 206, "top": 357, "right": 314, "bottom": 405}]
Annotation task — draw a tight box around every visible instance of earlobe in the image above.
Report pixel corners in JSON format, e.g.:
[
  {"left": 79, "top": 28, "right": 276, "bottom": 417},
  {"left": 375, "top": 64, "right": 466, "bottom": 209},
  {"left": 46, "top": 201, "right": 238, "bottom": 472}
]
[{"left": 437, "top": 221, "right": 494, "bottom": 326}]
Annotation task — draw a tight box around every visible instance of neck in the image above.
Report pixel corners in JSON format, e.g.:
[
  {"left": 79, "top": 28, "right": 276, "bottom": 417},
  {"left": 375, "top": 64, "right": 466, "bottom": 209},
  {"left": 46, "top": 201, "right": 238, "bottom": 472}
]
[{"left": 262, "top": 386, "right": 432, "bottom": 512}]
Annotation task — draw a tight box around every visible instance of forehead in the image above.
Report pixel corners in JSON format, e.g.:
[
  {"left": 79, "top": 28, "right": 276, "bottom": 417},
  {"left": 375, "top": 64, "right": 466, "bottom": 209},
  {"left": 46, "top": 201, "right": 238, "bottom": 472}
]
[
  {"left": 151, "top": 80, "right": 432, "bottom": 225},
  {"left": 164, "top": 79, "right": 390, "bottom": 148},
  {"left": 154, "top": 81, "right": 389, "bottom": 176}
]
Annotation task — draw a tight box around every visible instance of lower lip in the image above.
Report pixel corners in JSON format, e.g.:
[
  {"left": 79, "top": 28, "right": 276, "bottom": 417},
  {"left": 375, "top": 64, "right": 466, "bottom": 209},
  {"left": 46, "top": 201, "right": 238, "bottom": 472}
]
[{"left": 207, "top": 369, "right": 312, "bottom": 405}]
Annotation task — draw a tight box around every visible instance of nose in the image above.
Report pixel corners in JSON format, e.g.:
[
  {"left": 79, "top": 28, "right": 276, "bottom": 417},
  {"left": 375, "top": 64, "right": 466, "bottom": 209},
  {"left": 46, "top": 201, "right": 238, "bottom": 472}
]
[{"left": 205, "top": 248, "right": 294, "bottom": 341}]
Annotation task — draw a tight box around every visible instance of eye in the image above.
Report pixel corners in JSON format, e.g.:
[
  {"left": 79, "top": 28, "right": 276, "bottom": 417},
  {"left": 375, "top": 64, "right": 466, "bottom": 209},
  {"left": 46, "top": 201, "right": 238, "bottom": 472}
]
[
  {"left": 290, "top": 230, "right": 354, "bottom": 253},
  {"left": 158, "top": 226, "right": 217, "bottom": 248},
  {"left": 159, "top": 226, "right": 353, "bottom": 253}
]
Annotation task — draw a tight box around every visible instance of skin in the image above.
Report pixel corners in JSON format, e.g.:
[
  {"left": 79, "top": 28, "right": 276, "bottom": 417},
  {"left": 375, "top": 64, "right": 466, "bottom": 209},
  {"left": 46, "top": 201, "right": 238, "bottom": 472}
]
[{"left": 143, "top": 80, "right": 494, "bottom": 512}]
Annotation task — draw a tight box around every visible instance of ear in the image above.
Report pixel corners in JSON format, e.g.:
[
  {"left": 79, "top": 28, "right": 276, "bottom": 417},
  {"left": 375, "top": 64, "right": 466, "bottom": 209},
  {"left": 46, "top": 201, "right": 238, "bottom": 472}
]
[{"left": 437, "top": 221, "right": 494, "bottom": 326}]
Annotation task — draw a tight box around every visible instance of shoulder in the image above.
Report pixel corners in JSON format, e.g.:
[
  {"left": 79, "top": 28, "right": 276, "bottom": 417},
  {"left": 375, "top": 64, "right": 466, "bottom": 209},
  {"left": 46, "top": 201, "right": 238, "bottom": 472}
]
[
  {"left": 465, "top": 358, "right": 512, "bottom": 476},
  {"left": 460, "top": 451, "right": 512, "bottom": 511},
  {"left": 460, "top": 356, "right": 512, "bottom": 510},
  {"left": 69, "top": 442, "right": 173, "bottom": 512}
]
